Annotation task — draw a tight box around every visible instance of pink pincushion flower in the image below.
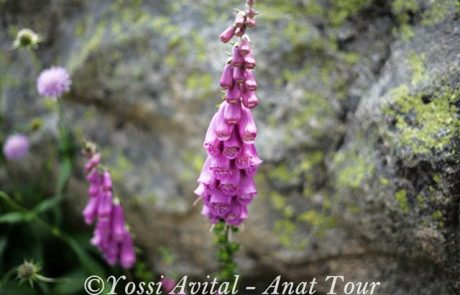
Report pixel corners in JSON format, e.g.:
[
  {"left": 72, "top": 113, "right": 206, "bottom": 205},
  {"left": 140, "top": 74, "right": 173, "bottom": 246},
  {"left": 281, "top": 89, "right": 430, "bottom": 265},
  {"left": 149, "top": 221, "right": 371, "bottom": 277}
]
[
  {"left": 3, "top": 134, "right": 29, "bottom": 161},
  {"left": 195, "top": 0, "right": 260, "bottom": 227},
  {"left": 37, "top": 66, "right": 71, "bottom": 98}
]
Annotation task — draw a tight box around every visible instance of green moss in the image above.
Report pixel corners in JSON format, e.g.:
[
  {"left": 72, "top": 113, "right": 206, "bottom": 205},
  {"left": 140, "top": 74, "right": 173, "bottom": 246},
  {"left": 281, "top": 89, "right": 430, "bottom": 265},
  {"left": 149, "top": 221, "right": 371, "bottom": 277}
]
[
  {"left": 431, "top": 210, "right": 443, "bottom": 222},
  {"left": 334, "top": 150, "right": 374, "bottom": 189},
  {"left": 408, "top": 52, "right": 426, "bottom": 86},
  {"left": 297, "top": 209, "right": 337, "bottom": 233},
  {"left": 421, "top": 0, "right": 455, "bottom": 26},
  {"left": 379, "top": 177, "right": 390, "bottom": 186},
  {"left": 386, "top": 85, "right": 460, "bottom": 156},
  {"left": 395, "top": 189, "right": 409, "bottom": 213},
  {"left": 328, "top": 0, "right": 371, "bottom": 27}
]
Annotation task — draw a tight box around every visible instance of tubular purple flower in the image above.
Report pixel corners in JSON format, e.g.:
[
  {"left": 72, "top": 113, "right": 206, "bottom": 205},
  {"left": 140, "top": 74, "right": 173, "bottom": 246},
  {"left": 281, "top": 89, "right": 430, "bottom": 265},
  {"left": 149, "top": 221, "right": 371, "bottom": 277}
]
[
  {"left": 244, "top": 69, "right": 257, "bottom": 91},
  {"left": 239, "top": 36, "right": 251, "bottom": 56},
  {"left": 3, "top": 134, "right": 29, "bottom": 161},
  {"left": 37, "top": 66, "right": 71, "bottom": 98},
  {"left": 231, "top": 46, "right": 244, "bottom": 68},
  {"left": 220, "top": 26, "right": 235, "bottom": 43},
  {"left": 197, "top": 156, "right": 216, "bottom": 188},
  {"left": 237, "top": 174, "right": 257, "bottom": 205},
  {"left": 238, "top": 106, "right": 257, "bottom": 144},
  {"left": 210, "top": 191, "right": 232, "bottom": 217},
  {"left": 235, "top": 26, "right": 246, "bottom": 37},
  {"left": 220, "top": 63, "right": 234, "bottom": 89},
  {"left": 219, "top": 168, "right": 241, "bottom": 196},
  {"left": 225, "top": 84, "right": 241, "bottom": 104},
  {"left": 97, "top": 191, "right": 113, "bottom": 218},
  {"left": 120, "top": 231, "right": 136, "bottom": 269},
  {"left": 204, "top": 113, "right": 221, "bottom": 156},
  {"left": 246, "top": 7, "right": 257, "bottom": 17},
  {"left": 233, "top": 66, "right": 245, "bottom": 84},
  {"left": 161, "top": 278, "right": 177, "bottom": 294},
  {"left": 223, "top": 101, "right": 241, "bottom": 125},
  {"left": 112, "top": 203, "right": 126, "bottom": 241},
  {"left": 103, "top": 171, "right": 113, "bottom": 191},
  {"left": 214, "top": 104, "right": 233, "bottom": 141},
  {"left": 210, "top": 154, "right": 231, "bottom": 180},
  {"left": 235, "top": 144, "right": 253, "bottom": 169},
  {"left": 245, "top": 16, "right": 257, "bottom": 28},
  {"left": 243, "top": 51, "right": 256, "bottom": 69},
  {"left": 242, "top": 89, "right": 259, "bottom": 109},
  {"left": 225, "top": 201, "right": 248, "bottom": 226},
  {"left": 234, "top": 11, "right": 246, "bottom": 27},
  {"left": 222, "top": 129, "right": 241, "bottom": 159},
  {"left": 85, "top": 153, "right": 101, "bottom": 172},
  {"left": 82, "top": 197, "right": 99, "bottom": 225}
]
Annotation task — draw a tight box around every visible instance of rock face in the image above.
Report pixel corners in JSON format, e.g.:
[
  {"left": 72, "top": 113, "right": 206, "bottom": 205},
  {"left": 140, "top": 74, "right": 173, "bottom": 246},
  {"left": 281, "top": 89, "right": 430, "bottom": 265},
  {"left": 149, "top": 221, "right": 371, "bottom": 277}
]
[{"left": 1, "top": 0, "right": 460, "bottom": 294}]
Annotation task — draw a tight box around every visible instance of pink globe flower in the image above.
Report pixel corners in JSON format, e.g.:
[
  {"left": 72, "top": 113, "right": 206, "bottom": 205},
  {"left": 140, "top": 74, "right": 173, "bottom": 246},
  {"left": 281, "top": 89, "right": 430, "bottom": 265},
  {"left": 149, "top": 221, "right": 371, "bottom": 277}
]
[
  {"left": 3, "top": 134, "right": 29, "bottom": 161},
  {"left": 37, "top": 66, "right": 71, "bottom": 98}
]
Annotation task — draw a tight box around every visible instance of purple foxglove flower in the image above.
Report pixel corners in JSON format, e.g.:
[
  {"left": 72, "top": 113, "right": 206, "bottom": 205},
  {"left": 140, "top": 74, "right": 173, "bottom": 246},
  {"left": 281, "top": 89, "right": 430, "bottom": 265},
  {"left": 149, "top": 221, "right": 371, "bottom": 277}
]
[
  {"left": 239, "top": 36, "right": 251, "bottom": 56},
  {"left": 243, "top": 51, "right": 256, "bottom": 69},
  {"left": 237, "top": 175, "right": 256, "bottom": 205},
  {"left": 220, "top": 26, "right": 235, "bottom": 43},
  {"left": 85, "top": 153, "right": 101, "bottom": 172},
  {"left": 204, "top": 113, "right": 221, "bottom": 156},
  {"left": 242, "top": 89, "right": 259, "bottom": 109},
  {"left": 233, "top": 66, "right": 245, "bottom": 84},
  {"left": 82, "top": 196, "right": 99, "bottom": 225},
  {"left": 225, "top": 201, "right": 248, "bottom": 226},
  {"left": 214, "top": 104, "right": 233, "bottom": 141},
  {"left": 37, "top": 66, "right": 71, "bottom": 98},
  {"left": 210, "top": 191, "right": 232, "bottom": 217},
  {"left": 225, "top": 84, "right": 241, "bottom": 104},
  {"left": 88, "top": 184, "right": 100, "bottom": 197},
  {"left": 235, "top": 144, "right": 253, "bottom": 169},
  {"left": 245, "top": 16, "right": 257, "bottom": 28},
  {"left": 231, "top": 46, "right": 244, "bottom": 68},
  {"left": 197, "top": 156, "right": 216, "bottom": 189},
  {"left": 105, "top": 241, "right": 119, "bottom": 266},
  {"left": 244, "top": 69, "right": 257, "bottom": 91},
  {"left": 219, "top": 63, "right": 234, "bottom": 89},
  {"left": 97, "top": 191, "right": 113, "bottom": 218},
  {"left": 86, "top": 169, "right": 101, "bottom": 183},
  {"left": 219, "top": 168, "right": 241, "bottom": 196},
  {"left": 103, "top": 170, "right": 113, "bottom": 191},
  {"left": 210, "top": 154, "right": 231, "bottom": 180},
  {"left": 90, "top": 228, "right": 102, "bottom": 248},
  {"left": 112, "top": 203, "right": 126, "bottom": 241},
  {"left": 246, "top": 7, "right": 257, "bottom": 17},
  {"left": 120, "top": 231, "right": 136, "bottom": 269},
  {"left": 3, "top": 134, "right": 29, "bottom": 161},
  {"left": 235, "top": 26, "right": 246, "bottom": 37},
  {"left": 247, "top": 0, "right": 256, "bottom": 6},
  {"left": 223, "top": 129, "right": 242, "bottom": 159},
  {"left": 234, "top": 11, "right": 246, "bottom": 27},
  {"left": 201, "top": 204, "right": 219, "bottom": 224},
  {"left": 238, "top": 106, "right": 257, "bottom": 144},
  {"left": 223, "top": 101, "right": 241, "bottom": 125}
]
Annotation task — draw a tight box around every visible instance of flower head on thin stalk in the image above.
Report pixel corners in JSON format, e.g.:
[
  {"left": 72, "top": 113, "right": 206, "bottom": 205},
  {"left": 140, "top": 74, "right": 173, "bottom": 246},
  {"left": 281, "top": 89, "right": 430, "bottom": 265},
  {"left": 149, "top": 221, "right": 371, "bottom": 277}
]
[
  {"left": 195, "top": 0, "right": 261, "bottom": 228},
  {"left": 13, "top": 28, "right": 41, "bottom": 49},
  {"left": 37, "top": 66, "right": 71, "bottom": 98},
  {"left": 82, "top": 142, "right": 136, "bottom": 269},
  {"left": 3, "top": 134, "right": 30, "bottom": 161}
]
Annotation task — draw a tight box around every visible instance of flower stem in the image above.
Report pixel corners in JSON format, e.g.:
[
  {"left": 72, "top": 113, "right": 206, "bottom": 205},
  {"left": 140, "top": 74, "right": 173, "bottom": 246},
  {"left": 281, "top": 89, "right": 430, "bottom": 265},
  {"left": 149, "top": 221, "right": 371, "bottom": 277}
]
[{"left": 213, "top": 221, "right": 240, "bottom": 287}]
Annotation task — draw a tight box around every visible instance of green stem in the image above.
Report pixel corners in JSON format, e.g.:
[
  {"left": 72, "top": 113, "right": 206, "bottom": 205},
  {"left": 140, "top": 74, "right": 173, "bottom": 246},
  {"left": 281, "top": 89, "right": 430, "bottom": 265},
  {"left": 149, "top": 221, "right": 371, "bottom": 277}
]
[{"left": 213, "top": 221, "right": 239, "bottom": 288}]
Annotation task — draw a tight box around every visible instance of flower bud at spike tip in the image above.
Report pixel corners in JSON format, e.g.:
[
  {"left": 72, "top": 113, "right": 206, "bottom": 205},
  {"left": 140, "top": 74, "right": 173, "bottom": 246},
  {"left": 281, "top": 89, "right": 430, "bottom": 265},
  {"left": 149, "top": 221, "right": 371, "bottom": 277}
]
[
  {"left": 234, "top": 11, "right": 246, "bottom": 28},
  {"left": 245, "top": 16, "right": 257, "bottom": 28},
  {"left": 244, "top": 69, "right": 257, "bottom": 91},
  {"left": 225, "top": 84, "right": 241, "bottom": 104},
  {"left": 220, "top": 26, "right": 235, "bottom": 43}
]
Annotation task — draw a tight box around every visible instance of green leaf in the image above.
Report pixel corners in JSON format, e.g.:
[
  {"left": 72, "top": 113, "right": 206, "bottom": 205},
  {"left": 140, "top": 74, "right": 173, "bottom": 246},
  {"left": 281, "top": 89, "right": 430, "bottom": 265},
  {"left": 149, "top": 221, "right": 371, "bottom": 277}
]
[
  {"left": 56, "top": 158, "right": 72, "bottom": 198},
  {"left": 0, "top": 212, "right": 33, "bottom": 224},
  {"left": 33, "top": 198, "right": 60, "bottom": 214}
]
